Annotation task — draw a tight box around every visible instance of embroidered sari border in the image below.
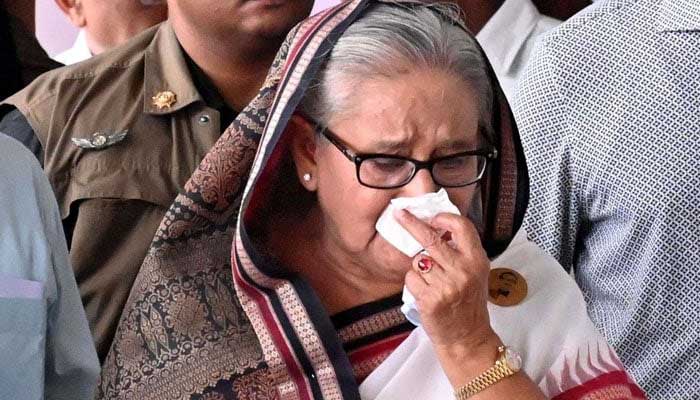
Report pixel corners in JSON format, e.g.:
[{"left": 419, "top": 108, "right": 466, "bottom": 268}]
[
  {"left": 233, "top": 242, "right": 315, "bottom": 400},
  {"left": 236, "top": 223, "right": 358, "bottom": 399},
  {"left": 232, "top": 3, "right": 371, "bottom": 398},
  {"left": 342, "top": 321, "right": 414, "bottom": 353},
  {"left": 551, "top": 371, "right": 647, "bottom": 400}
]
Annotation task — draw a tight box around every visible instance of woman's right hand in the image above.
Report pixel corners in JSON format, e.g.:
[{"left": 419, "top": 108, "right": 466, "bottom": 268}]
[
  {"left": 396, "top": 209, "right": 544, "bottom": 398},
  {"left": 396, "top": 209, "right": 498, "bottom": 356}
]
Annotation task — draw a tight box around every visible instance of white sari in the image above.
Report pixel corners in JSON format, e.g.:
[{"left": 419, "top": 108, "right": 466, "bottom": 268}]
[{"left": 360, "top": 234, "right": 643, "bottom": 399}]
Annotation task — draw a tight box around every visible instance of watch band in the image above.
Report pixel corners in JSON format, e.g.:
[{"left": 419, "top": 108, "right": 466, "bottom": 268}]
[{"left": 454, "top": 346, "right": 519, "bottom": 399}]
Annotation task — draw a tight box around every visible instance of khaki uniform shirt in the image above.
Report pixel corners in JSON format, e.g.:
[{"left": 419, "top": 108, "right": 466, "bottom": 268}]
[{"left": 1, "top": 22, "right": 232, "bottom": 361}]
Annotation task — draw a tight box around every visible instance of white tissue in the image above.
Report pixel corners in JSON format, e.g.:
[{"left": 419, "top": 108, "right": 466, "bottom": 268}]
[
  {"left": 401, "top": 285, "right": 422, "bottom": 326},
  {"left": 375, "top": 189, "right": 461, "bottom": 326},
  {"left": 375, "top": 188, "right": 460, "bottom": 257}
]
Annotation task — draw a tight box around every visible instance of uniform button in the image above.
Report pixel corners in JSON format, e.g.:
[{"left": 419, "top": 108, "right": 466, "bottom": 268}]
[{"left": 198, "top": 114, "right": 211, "bottom": 125}]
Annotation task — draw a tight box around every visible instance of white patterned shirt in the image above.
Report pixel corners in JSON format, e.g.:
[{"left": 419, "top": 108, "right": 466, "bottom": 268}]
[{"left": 515, "top": 0, "right": 700, "bottom": 398}]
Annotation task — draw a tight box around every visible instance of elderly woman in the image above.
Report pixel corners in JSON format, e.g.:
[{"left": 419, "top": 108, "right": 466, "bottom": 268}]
[{"left": 99, "top": 2, "right": 645, "bottom": 399}]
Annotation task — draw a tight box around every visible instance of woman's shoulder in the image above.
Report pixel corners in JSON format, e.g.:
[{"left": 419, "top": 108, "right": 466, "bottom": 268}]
[
  {"left": 486, "top": 234, "right": 641, "bottom": 398},
  {"left": 487, "top": 232, "right": 590, "bottom": 378},
  {"left": 490, "top": 231, "right": 584, "bottom": 307}
]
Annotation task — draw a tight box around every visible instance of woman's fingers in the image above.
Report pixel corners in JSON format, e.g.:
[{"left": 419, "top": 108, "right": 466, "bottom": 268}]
[
  {"left": 411, "top": 253, "right": 452, "bottom": 286},
  {"left": 405, "top": 269, "right": 428, "bottom": 298},
  {"left": 399, "top": 211, "right": 495, "bottom": 355},
  {"left": 394, "top": 209, "right": 458, "bottom": 267},
  {"left": 406, "top": 259, "right": 457, "bottom": 304},
  {"left": 429, "top": 213, "right": 485, "bottom": 259}
]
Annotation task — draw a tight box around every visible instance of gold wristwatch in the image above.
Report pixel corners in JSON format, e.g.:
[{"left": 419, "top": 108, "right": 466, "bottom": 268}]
[{"left": 454, "top": 345, "right": 522, "bottom": 399}]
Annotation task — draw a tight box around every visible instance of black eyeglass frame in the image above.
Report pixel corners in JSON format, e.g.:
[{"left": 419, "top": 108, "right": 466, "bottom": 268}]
[{"left": 314, "top": 125, "right": 499, "bottom": 190}]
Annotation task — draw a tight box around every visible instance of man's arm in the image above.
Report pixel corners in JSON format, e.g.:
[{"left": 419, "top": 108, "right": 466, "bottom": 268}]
[
  {"left": 0, "top": 134, "right": 99, "bottom": 399},
  {"left": 43, "top": 193, "right": 100, "bottom": 400},
  {"left": 0, "top": 108, "right": 78, "bottom": 247},
  {"left": 514, "top": 37, "right": 581, "bottom": 273},
  {"left": 0, "top": 107, "right": 43, "bottom": 164}
]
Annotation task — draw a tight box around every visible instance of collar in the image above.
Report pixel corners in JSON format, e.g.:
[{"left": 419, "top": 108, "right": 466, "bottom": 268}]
[
  {"left": 656, "top": 0, "right": 700, "bottom": 32},
  {"left": 476, "top": 0, "right": 542, "bottom": 74},
  {"left": 183, "top": 50, "right": 229, "bottom": 112},
  {"left": 143, "top": 21, "right": 203, "bottom": 115},
  {"left": 54, "top": 29, "right": 92, "bottom": 65},
  {"left": 73, "top": 30, "right": 92, "bottom": 59}
]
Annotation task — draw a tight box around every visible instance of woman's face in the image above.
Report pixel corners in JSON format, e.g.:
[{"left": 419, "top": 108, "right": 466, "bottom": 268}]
[{"left": 306, "top": 68, "right": 484, "bottom": 283}]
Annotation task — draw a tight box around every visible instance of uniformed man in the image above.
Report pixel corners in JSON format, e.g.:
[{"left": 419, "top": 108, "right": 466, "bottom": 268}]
[
  {"left": 53, "top": 0, "right": 168, "bottom": 64},
  {"left": 0, "top": 0, "right": 313, "bottom": 362}
]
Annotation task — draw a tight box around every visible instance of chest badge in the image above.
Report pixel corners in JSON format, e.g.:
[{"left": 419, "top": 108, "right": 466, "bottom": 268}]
[
  {"left": 152, "top": 90, "right": 177, "bottom": 110},
  {"left": 71, "top": 130, "right": 128, "bottom": 150},
  {"left": 488, "top": 267, "right": 528, "bottom": 307}
]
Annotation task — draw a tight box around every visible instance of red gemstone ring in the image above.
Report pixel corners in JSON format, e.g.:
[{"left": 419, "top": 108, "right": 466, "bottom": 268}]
[{"left": 417, "top": 256, "right": 433, "bottom": 274}]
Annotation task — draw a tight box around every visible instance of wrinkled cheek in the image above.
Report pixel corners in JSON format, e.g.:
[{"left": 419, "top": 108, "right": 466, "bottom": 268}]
[
  {"left": 320, "top": 213, "right": 367, "bottom": 255},
  {"left": 320, "top": 189, "right": 390, "bottom": 253},
  {"left": 447, "top": 186, "right": 479, "bottom": 216},
  {"left": 343, "top": 202, "right": 387, "bottom": 253}
]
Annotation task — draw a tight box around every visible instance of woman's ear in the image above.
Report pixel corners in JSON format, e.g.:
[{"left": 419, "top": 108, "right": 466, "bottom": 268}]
[
  {"left": 55, "top": 0, "right": 87, "bottom": 27},
  {"left": 289, "top": 114, "right": 319, "bottom": 191}
]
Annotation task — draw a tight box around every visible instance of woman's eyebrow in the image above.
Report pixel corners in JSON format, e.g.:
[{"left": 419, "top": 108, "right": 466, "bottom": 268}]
[
  {"left": 433, "top": 139, "right": 474, "bottom": 152},
  {"left": 364, "top": 138, "right": 478, "bottom": 154},
  {"left": 367, "top": 139, "right": 409, "bottom": 153}
]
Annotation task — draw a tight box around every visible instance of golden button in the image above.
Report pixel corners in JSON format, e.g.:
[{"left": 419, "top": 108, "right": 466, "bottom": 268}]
[{"left": 152, "top": 90, "right": 177, "bottom": 110}]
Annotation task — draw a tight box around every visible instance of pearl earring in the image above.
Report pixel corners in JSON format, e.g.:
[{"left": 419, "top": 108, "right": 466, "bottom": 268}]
[{"left": 303, "top": 173, "right": 312, "bottom": 182}]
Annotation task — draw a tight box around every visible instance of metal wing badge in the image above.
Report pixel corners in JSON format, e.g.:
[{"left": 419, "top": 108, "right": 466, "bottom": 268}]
[{"left": 71, "top": 130, "right": 128, "bottom": 150}]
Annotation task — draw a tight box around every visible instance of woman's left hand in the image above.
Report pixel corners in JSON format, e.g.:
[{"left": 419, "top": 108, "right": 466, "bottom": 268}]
[{"left": 395, "top": 209, "right": 501, "bottom": 367}]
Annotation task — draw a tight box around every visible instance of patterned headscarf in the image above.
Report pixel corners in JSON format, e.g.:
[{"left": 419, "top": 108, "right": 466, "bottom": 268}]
[{"left": 99, "top": 1, "right": 528, "bottom": 398}]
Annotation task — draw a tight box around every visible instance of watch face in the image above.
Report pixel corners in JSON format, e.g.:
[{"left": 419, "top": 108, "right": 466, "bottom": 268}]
[{"left": 504, "top": 348, "right": 522, "bottom": 372}]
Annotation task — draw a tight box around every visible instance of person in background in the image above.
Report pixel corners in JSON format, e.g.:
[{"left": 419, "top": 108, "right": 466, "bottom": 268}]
[
  {"left": 515, "top": 0, "right": 700, "bottom": 397},
  {"left": 0, "top": 1, "right": 61, "bottom": 98},
  {"left": 0, "top": 133, "right": 99, "bottom": 400},
  {"left": 532, "top": 0, "right": 592, "bottom": 21},
  {"left": 453, "top": 0, "right": 574, "bottom": 103},
  {"left": 0, "top": 0, "right": 313, "bottom": 362},
  {"left": 53, "top": 0, "right": 168, "bottom": 64}
]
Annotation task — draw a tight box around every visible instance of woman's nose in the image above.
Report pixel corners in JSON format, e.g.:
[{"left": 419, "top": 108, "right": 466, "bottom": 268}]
[{"left": 399, "top": 169, "right": 439, "bottom": 197}]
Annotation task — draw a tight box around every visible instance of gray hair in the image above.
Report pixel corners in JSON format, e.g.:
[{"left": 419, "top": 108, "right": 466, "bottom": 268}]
[{"left": 300, "top": 2, "right": 494, "bottom": 140}]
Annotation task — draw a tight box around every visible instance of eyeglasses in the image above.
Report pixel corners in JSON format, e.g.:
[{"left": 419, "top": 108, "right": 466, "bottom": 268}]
[{"left": 313, "top": 125, "right": 498, "bottom": 190}]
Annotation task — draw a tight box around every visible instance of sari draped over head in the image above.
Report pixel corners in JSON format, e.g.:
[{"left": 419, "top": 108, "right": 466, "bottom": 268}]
[{"left": 99, "top": 1, "right": 646, "bottom": 399}]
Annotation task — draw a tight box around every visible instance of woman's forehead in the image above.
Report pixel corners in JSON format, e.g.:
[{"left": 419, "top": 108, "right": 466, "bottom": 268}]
[{"left": 329, "top": 70, "right": 481, "bottom": 148}]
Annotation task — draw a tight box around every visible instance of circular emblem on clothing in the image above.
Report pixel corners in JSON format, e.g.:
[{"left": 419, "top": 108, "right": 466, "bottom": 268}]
[
  {"left": 488, "top": 268, "right": 527, "bottom": 307},
  {"left": 152, "top": 90, "right": 177, "bottom": 110},
  {"left": 91, "top": 133, "right": 107, "bottom": 147}
]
